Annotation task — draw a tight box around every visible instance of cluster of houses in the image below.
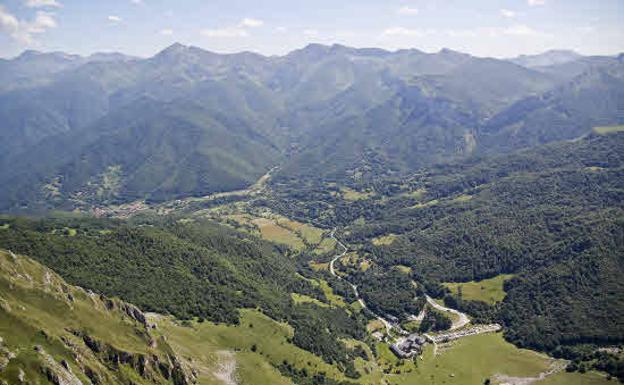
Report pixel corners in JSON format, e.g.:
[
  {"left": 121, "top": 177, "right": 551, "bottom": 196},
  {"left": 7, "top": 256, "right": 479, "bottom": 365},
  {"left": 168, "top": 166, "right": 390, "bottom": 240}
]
[{"left": 390, "top": 334, "right": 429, "bottom": 359}]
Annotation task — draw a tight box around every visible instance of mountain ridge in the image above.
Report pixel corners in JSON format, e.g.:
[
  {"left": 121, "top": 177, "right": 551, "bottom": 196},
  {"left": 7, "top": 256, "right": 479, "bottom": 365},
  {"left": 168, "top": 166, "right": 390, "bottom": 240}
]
[{"left": 0, "top": 43, "right": 622, "bottom": 212}]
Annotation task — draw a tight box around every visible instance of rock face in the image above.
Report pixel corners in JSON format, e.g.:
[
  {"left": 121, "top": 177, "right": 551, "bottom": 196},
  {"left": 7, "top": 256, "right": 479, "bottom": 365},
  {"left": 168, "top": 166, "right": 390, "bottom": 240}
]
[
  {"left": 39, "top": 348, "right": 84, "bottom": 385},
  {"left": 101, "top": 295, "right": 149, "bottom": 327},
  {"left": 72, "top": 330, "right": 196, "bottom": 385}
]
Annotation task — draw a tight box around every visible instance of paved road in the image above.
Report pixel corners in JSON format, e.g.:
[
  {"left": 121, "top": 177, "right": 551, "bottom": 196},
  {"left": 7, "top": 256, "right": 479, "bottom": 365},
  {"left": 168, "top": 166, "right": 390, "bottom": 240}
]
[{"left": 425, "top": 295, "right": 470, "bottom": 330}]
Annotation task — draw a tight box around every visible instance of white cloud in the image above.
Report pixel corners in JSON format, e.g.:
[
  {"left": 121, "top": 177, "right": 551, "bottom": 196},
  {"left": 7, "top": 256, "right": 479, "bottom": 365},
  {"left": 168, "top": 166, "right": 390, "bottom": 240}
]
[
  {"left": 303, "top": 29, "right": 319, "bottom": 37},
  {"left": 201, "top": 27, "right": 248, "bottom": 38},
  {"left": 397, "top": 6, "right": 419, "bottom": 15},
  {"left": 500, "top": 9, "right": 516, "bottom": 18},
  {"left": 160, "top": 28, "right": 173, "bottom": 36},
  {"left": 383, "top": 27, "right": 427, "bottom": 37},
  {"left": 528, "top": 0, "right": 546, "bottom": 6},
  {"left": 0, "top": 6, "right": 20, "bottom": 34},
  {"left": 240, "top": 18, "right": 263, "bottom": 28},
  {"left": 29, "top": 11, "right": 56, "bottom": 32},
  {"left": 0, "top": 6, "right": 57, "bottom": 44},
  {"left": 504, "top": 24, "right": 539, "bottom": 36},
  {"left": 275, "top": 26, "right": 287, "bottom": 33},
  {"left": 200, "top": 18, "right": 263, "bottom": 39},
  {"left": 130, "top": 0, "right": 143, "bottom": 4},
  {"left": 108, "top": 15, "right": 122, "bottom": 23},
  {"left": 25, "top": 0, "right": 61, "bottom": 8}
]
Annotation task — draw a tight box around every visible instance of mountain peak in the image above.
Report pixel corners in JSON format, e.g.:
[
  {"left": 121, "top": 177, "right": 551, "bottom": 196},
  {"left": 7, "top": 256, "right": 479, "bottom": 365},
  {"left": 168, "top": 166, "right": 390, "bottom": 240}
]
[
  {"left": 510, "top": 49, "right": 582, "bottom": 68},
  {"left": 17, "top": 49, "right": 44, "bottom": 60},
  {"left": 160, "top": 42, "right": 189, "bottom": 55}
]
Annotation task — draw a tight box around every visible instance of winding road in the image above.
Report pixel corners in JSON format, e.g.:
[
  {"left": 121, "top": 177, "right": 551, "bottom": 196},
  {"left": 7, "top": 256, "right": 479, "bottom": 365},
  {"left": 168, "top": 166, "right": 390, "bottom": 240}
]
[
  {"left": 328, "top": 229, "right": 393, "bottom": 334},
  {"left": 425, "top": 295, "right": 470, "bottom": 330},
  {"left": 327, "top": 229, "right": 475, "bottom": 342}
]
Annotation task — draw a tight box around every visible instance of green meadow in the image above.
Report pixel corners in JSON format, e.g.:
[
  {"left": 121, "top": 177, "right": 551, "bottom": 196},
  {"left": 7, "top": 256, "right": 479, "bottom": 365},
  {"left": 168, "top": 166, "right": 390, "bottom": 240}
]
[{"left": 444, "top": 274, "right": 515, "bottom": 304}]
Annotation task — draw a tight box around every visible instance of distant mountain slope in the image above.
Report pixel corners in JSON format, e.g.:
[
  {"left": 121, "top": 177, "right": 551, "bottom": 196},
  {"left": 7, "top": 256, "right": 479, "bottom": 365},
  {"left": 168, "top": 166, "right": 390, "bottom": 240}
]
[
  {"left": 0, "top": 50, "right": 136, "bottom": 92},
  {"left": 0, "top": 44, "right": 622, "bottom": 211},
  {"left": 481, "top": 61, "right": 624, "bottom": 151},
  {"left": 0, "top": 97, "right": 280, "bottom": 209}
]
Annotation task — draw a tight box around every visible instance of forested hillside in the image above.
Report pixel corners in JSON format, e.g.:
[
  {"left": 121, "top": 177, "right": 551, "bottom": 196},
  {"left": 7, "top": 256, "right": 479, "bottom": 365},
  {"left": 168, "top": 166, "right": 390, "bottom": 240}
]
[{"left": 265, "top": 131, "right": 624, "bottom": 380}]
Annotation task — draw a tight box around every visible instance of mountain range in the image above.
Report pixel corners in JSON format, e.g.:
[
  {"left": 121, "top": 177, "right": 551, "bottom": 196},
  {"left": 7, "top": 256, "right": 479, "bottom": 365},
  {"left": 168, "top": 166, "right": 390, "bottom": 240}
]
[{"left": 0, "top": 44, "right": 622, "bottom": 211}]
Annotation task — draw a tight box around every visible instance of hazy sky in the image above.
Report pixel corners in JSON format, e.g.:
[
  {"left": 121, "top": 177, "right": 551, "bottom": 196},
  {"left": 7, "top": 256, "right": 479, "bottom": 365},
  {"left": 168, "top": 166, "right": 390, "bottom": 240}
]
[{"left": 0, "top": 0, "right": 623, "bottom": 59}]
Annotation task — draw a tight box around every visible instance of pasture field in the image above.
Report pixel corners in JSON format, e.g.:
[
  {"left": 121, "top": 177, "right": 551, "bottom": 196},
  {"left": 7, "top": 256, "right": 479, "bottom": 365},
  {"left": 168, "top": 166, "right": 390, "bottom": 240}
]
[
  {"left": 340, "top": 187, "right": 375, "bottom": 201},
  {"left": 593, "top": 125, "right": 624, "bottom": 135},
  {"left": 290, "top": 293, "right": 329, "bottom": 308},
  {"left": 536, "top": 371, "right": 610, "bottom": 385},
  {"left": 251, "top": 217, "right": 306, "bottom": 250},
  {"left": 444, "top": 274, "right": 515, "bottom": 304},
  {"left": 372, "top": 234, "right": 398, "bottom": 246},
  {"left": 317, "top": 279, "right": 349, "bottom": 308},
  {"left": 381, "top": 333, "right": 556, "bottom": 385},
  {"left": 216, "top": 208, "right": 333, "bottom": 252},
  {"left": 394, "top": 265, "right": 412, "bottom": 274},
  {"left": 411, "top": 199, "right": 439, "bottom": 209},
  {"left": 152, "top": 309, "right": 389, "bottom": 385}
]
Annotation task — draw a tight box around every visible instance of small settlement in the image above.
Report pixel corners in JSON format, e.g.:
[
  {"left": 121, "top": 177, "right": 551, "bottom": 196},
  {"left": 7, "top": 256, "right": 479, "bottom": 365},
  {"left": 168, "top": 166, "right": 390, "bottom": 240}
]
[
  {"left": 390, "top": 324, "right": 502, "bottom": 359},
  {"left": 390, "top": 334, "right": 428, "bottom": 358}
]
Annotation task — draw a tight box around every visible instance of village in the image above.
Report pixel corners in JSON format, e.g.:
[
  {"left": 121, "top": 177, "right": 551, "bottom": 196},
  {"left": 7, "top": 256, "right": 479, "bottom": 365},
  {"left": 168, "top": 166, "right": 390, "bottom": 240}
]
[{"left": 390, "top": 324, "right": 503, "bottom": 359}]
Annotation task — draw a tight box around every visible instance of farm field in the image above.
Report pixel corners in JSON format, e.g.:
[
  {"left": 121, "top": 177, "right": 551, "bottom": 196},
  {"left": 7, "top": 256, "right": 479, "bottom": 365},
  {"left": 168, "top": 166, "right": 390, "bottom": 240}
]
[{"left": 201, "top": 205, "right": 333, "bottom": 252}]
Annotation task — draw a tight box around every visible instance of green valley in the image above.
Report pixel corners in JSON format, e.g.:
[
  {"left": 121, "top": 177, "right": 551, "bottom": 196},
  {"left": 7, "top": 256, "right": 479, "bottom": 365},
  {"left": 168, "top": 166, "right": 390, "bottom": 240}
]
[{"left": 0, "top": 35, "right": 622, "bottom": 385}]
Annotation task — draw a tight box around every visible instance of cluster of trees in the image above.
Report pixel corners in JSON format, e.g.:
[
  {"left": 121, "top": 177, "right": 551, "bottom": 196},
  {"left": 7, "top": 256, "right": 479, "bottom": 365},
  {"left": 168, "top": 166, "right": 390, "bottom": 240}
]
[
  {"left": 354, "top": 268, "right": 425, "bottom": 319},
  {"left": 418, "top": 309, "right": 452, "bottom": 333},
  {"left": 289, "top": 304, "right": 367, "bottom": 370},
  {"left": 442, "top": 295, "right": 497, "bottom": 324}
]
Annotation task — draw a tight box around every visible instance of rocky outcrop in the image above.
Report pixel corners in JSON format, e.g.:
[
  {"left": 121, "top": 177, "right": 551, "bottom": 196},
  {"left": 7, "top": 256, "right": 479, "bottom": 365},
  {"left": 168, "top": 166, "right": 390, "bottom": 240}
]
[
  {"left": 39, "top": 347, "right": 84, "bottom": 385},
  {"left": 101, "top": 296, "right": 149, "bottom": 327},
  {"left": 74, "top": 330, "right": 196, "bottom": 385},
  {"left": 0, "top": 338, "right": 15, "bottom": 372}
]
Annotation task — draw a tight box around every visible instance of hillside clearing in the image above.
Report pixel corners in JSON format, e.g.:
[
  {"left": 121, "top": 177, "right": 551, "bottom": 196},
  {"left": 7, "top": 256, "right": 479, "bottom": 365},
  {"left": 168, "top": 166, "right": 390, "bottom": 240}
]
[{"left": 444, "top": 274, "right": 515, "bottom": 304}]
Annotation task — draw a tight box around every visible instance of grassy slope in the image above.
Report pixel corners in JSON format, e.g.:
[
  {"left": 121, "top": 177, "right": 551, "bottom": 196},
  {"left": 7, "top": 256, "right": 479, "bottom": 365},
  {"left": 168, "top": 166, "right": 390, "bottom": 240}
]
[
  {"left": 537, "top": 371, "right": 610, "bottom": 385},
  {"left": 0, "top": 250, "right": 188, "bottom": 385},
  {"left": 377, "top": 333, "right": 601, "bottom": 385},
  {"left": 151, "top": 310, "right": 382, "bottom": 385},
  {"left": 204, "top": 205, "right": 331, "bottom": 252}
]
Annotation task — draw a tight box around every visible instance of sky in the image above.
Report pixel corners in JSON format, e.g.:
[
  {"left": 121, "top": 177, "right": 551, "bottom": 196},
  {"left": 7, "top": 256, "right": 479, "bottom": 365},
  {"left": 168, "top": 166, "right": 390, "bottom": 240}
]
[{"left": 0, "top": 0, "right": 623, "bottom": 59}]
